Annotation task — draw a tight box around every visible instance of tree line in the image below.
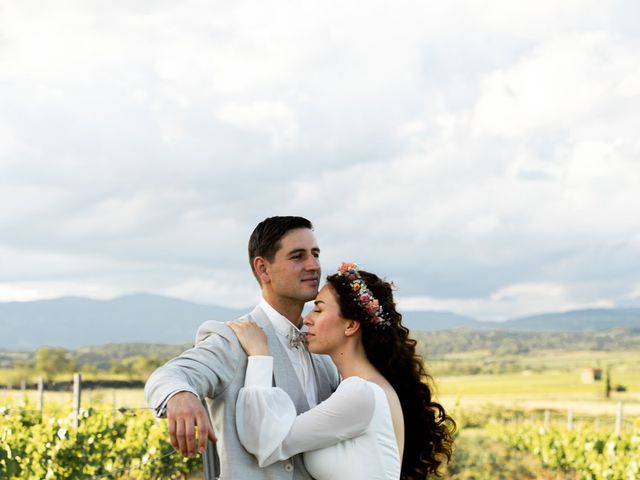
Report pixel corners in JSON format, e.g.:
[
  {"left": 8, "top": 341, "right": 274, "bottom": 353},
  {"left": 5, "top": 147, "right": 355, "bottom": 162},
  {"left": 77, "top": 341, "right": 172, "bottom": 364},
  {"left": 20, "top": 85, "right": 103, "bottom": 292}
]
[{"left": 2, "top": 328, "right": 639, "bottom": 383}]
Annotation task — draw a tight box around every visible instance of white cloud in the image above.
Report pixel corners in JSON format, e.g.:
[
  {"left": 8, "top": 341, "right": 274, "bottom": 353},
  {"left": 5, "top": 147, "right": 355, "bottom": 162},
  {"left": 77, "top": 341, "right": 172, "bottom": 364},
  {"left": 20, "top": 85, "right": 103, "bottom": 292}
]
[
  {"left": 472, "top": 32, "right": 635, "bottom": 137},
  {"left": 0, "top": 1, "right": 639, "bottom": 321},
  {"left": 399, "top": 282, "right": 614, "bottom": 321},
  {"left": 163, "top": 276, "right": 260, "bottom": 309},
  {"left": 0, "top": 281, "right": 119, "bottom": 302},
  {"left": 216, "top": 101, "right": 300, "bottom": 149}
]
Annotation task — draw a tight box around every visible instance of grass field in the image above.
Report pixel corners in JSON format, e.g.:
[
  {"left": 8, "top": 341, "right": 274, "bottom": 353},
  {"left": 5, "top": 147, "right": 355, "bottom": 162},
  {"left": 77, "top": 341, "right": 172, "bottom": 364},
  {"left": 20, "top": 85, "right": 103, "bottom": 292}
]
[
  {"left": 437, "top": 369, "right": 639, "bottom": 396},
  {"left": 432, "top": 354, "right": 640, "bottom": 420},
  {"left": 3, "top": 370, "right": 638, "bottom": 418},
  {"left": 0, "top": 387, "right": 147, "bottom": 410}
]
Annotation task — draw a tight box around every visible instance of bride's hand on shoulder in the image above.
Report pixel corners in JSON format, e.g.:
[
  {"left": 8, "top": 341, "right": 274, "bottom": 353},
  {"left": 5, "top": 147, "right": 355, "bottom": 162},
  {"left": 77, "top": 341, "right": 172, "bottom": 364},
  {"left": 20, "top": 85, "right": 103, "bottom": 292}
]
[{"left": 228, "top": 320, "right": 271, "bottom": 356}]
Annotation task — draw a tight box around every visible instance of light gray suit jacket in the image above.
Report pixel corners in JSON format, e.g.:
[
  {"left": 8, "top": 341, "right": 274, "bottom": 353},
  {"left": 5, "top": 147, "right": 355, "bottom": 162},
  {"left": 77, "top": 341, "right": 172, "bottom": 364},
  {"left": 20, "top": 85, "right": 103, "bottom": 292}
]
[{"left": 145, "top": 304, "right": 339, "bottom": 480}]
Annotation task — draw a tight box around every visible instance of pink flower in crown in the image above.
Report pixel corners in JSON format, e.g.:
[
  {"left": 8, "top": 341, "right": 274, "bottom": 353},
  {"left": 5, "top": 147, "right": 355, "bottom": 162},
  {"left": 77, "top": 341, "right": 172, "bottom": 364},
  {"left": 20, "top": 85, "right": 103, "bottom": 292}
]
[
  {"left": 366, "top": 299, "right": 380, "bottom": 314},
  {"left": 360, "top": 293, "right": 371, "bottom": 304},
  {"left": 339, "top": 262, "right": 356, "bottom": 274}
]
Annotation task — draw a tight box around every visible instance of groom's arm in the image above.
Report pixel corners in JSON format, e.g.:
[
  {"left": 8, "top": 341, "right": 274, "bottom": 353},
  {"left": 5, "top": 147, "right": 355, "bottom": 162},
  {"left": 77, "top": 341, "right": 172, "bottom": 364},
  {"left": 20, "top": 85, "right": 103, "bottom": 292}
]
[{"left": 145, "top": 320, "right": 244, "bottom": 457}]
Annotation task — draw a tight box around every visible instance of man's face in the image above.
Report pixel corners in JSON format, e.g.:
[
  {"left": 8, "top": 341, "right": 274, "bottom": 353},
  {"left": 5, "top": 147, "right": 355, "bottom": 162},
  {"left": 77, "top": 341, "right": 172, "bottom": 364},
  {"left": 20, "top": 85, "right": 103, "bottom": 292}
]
[{"left": 263, "top": 228, "right": 321, "bottom": 304}]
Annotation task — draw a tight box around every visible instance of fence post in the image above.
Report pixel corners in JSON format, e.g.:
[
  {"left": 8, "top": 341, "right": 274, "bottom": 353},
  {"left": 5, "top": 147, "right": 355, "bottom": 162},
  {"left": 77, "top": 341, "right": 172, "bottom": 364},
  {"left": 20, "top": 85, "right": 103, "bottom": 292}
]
[
  {"left": 567, "top": 408, "right": 574, "bottom": 431},
  {"left": 544, "top": 410, "right": 550, "bottom": 431},
  {"left": 614, "top": 402, "right": 623, "bottom": 437},
  {"left": 72, "top": 373, "right": 82, "bottom": 429},
  {"left": 20, "top": 380, "right": 27, "bottom": 391},
  {"left": 37, "top": 377, "right": 44, "bottom": 415}
]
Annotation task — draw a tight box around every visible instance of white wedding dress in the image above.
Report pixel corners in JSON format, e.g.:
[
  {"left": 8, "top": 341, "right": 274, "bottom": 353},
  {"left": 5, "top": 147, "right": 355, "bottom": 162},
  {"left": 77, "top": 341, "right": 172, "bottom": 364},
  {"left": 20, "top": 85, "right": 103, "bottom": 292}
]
[{"left": 236, "top": 357, "right": 401, "bottom": 480}]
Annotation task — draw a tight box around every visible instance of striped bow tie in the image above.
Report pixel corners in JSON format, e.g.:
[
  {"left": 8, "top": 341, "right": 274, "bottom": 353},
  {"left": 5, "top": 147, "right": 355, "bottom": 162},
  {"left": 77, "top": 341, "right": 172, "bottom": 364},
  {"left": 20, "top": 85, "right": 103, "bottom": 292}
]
[{"left": 288, "top": 327, "right": 307, "bottom": 349}]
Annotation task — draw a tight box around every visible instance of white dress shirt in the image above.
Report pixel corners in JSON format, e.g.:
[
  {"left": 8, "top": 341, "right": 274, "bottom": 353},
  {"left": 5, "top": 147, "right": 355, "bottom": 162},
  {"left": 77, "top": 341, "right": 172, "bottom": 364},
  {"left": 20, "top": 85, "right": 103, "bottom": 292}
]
[{"left": 258, "top": 298, "right": 318, "bottom": 407}]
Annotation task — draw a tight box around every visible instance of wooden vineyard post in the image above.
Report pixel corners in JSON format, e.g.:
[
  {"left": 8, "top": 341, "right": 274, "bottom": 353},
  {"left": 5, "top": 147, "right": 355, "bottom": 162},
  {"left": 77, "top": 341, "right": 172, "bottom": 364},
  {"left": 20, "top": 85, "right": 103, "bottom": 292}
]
[
  {"left": 544, "top": 410, "right": 550, "bottom": 431},
  {"left": 72, "top": 373, "right": 82, "bottom": 429},
  {"left": 614, "top": 402, "right": 623, "bottom": 437},
  {"left": 37, "top": 377, "right": 44, "bottom": 415},
  {"left": 567, "top": 408, "right": 574, "bottom": 431}
]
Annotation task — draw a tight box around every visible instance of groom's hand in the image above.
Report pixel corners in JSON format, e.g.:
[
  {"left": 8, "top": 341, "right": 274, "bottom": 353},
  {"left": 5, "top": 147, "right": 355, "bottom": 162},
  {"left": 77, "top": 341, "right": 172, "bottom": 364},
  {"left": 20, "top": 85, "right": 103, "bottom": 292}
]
[{"left": 167, "top": 391, "right": 218, "bottom": 458}]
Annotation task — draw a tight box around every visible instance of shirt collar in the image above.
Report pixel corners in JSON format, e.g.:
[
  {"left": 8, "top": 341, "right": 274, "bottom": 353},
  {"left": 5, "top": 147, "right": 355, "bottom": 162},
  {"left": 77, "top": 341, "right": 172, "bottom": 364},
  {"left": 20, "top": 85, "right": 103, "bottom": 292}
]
[{"left": 258, "top": 297, "right": 303, "bottom": 338}]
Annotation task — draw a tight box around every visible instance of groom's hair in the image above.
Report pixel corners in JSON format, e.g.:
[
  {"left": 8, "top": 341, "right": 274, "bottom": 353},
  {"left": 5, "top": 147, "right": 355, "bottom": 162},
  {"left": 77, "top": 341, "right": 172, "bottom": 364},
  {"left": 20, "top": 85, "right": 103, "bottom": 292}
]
[{"left": 248, "top": 216, "right": 314, "bottom": 282}]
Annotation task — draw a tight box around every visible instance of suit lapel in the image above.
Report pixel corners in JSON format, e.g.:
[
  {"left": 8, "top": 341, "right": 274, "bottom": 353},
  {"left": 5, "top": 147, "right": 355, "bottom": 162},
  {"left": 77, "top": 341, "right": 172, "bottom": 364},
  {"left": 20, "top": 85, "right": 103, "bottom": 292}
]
[{"left": 248, "top": 306, "right": 310, "bottom": 414}]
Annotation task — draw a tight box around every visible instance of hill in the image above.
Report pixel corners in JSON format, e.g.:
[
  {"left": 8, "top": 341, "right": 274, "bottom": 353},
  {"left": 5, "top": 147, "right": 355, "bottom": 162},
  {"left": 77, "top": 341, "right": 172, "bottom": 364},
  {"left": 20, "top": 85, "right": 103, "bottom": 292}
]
[
  {"left": 0, "top": 294, "right": 246, "bottom": 350},
  {"left": 1, "top": 294, "right": 639, "bottom": 350},
  {"left": 502, "top": 308, "right": 640, "bottom": 331}
]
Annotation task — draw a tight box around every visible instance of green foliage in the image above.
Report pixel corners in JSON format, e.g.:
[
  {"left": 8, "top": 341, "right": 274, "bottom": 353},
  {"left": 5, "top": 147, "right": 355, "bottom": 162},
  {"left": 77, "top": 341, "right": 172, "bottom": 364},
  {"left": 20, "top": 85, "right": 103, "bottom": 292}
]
[
  {"left": 443, "top": 428, "right": 565, "bottom": 480},
  {"left": 447, "top": 404, "right": 527, "bottom": 429},
  {"left": 110, "top": 355, "right": 165, "bottom": 379},
  {"left": 34, "top": 347, "right": 76, "bottom": 381},
  {"left": 415, "top": 329, "right": 640, "bottom": 358},
  {"left": 0, "top": 402, "right": 201, "bottom": 479},
  {"left": 487, "top": 417, "right": 640, "bottom": 480}
]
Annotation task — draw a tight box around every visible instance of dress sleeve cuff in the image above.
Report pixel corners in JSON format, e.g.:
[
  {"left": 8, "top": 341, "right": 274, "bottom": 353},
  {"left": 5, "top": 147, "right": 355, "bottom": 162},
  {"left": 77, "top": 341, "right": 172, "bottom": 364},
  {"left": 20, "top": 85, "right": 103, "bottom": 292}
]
[{"left": 244, "top": 356, "right": 274, "bottom": 388}]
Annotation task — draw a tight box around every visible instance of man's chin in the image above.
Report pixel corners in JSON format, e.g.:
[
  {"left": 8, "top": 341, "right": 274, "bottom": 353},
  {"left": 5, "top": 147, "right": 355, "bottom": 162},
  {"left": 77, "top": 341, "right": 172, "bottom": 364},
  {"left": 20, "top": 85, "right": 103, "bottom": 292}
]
[
  {"left": 301, "top": 292, "right": 318, "bottom": 302},
  {"left": 300, "top": 284, "right": 319, "bottom": 300}
]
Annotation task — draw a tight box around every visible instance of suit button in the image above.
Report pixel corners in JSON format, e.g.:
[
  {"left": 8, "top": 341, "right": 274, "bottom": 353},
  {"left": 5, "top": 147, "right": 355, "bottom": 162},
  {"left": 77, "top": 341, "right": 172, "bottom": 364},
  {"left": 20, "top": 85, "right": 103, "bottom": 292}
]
[{"left": 284, "top": 463, "right": 293, "bottom": 472}]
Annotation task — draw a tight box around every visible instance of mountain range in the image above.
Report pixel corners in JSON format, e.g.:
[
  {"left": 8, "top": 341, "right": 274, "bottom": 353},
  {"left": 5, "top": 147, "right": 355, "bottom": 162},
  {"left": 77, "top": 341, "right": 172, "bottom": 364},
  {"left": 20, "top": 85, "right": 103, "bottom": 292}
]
[{"left": 1, "top": 294, "right": 639, "bottom": 350}]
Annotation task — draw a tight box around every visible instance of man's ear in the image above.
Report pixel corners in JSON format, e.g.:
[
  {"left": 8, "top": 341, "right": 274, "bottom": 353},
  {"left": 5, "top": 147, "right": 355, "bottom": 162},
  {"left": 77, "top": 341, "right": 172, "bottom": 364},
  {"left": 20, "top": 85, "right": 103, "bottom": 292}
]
[
  {"left": 253, "top": 257, "right": 270, "bottom": 284},
  {"left": 344, "top": 320, "right": 361, "bottom": 336}
]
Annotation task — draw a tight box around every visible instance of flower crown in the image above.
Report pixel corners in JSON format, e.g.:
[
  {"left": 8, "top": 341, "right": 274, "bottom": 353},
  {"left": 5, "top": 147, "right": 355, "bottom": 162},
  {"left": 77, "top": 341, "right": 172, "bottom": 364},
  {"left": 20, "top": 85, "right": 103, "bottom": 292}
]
[{"left": 336, "top": 262, "right": 390, "bottom": 326}]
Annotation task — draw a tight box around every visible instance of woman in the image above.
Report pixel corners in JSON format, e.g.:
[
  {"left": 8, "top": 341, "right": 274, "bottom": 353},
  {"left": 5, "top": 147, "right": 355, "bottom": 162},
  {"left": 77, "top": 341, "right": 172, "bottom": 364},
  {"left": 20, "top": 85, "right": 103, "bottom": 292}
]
[{"left": 228, "top": 262, "right": 455, "bottom": 479}]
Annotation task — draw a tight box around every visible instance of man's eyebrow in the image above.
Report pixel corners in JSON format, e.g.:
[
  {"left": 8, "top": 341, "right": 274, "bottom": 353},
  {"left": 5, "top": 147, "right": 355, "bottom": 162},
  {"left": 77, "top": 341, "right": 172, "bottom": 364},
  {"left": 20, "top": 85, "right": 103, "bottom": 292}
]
[
  {"left": 287, "top": 247, "right": 320, "bottom": 256},
  {"left": 314, "top": 300, "right": 325, "bottom": 306}
]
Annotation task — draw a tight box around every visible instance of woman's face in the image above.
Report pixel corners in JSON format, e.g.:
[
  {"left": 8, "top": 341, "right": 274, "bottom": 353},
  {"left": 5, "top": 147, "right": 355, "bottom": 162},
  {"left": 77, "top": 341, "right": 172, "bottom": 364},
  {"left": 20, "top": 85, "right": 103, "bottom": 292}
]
[{"left": 303, "top": 284, "right": 349, "bottom": 355}]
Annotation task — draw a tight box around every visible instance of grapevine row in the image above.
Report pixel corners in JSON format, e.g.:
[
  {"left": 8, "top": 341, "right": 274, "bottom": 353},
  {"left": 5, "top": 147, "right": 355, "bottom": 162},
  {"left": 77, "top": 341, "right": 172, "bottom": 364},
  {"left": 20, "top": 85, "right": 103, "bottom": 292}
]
[
  {"left": 487, "top": 417, "right": 640, "bottom": 480},
  {"left": 0, "top": 403, "right": 201, "bottom": 479}
]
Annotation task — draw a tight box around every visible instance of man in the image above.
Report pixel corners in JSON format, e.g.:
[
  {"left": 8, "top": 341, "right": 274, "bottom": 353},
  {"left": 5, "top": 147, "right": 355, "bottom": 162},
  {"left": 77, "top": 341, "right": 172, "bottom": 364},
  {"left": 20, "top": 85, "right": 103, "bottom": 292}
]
[{"left": 145, "top": 216, "right": 339, "bottom": 479}]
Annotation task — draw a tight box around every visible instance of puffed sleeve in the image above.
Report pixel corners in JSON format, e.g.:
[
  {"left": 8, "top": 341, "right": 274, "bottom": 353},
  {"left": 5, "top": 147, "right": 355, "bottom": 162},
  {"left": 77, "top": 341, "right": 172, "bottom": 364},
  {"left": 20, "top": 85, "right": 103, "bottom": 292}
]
[{"left": 236, "top": 357, "right": 376, "bottom": 467}]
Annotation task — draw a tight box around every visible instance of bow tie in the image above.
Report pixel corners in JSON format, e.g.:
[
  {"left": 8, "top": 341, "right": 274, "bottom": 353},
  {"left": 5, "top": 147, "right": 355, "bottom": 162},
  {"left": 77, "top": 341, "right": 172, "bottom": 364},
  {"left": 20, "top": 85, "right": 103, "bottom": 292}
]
[{"left": 287, "top": 327, "right": 307, "bottom": 349}]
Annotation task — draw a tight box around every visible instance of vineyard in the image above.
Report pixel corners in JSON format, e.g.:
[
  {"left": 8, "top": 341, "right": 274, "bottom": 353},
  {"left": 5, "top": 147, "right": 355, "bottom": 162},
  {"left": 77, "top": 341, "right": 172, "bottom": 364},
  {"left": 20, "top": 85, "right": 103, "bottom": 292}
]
[
  {"left": 0, "top": 401, "right": 202, "bottom": 479},
  {"left": 487, "top": 417, "right": 640, "bottom": 480}
]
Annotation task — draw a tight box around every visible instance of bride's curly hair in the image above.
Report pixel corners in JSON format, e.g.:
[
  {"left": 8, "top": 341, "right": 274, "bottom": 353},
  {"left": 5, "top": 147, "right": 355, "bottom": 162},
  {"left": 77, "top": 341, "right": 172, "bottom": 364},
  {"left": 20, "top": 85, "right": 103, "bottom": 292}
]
[{"left": 326, "top": 269, "right": 456, "bottom": 479}]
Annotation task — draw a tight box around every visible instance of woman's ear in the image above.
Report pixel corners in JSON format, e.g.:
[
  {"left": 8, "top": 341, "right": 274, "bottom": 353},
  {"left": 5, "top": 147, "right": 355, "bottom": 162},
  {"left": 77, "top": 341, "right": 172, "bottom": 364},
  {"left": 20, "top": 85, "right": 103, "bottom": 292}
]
[{"left": 344, "top": 320, "right": 361, "bottom": 336}]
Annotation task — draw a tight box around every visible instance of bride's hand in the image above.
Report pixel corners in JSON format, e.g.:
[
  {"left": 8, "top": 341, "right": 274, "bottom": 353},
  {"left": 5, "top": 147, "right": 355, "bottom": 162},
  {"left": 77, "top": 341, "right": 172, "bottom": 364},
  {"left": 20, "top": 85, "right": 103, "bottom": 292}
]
[{"left": 228, "top": 320, "right": 271, "bottom": 356}]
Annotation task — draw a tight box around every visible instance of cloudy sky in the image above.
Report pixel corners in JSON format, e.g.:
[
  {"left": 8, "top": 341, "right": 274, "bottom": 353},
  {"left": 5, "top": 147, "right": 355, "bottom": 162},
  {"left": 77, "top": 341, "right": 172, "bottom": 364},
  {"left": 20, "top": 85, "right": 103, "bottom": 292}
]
[{"left": 1, "top": 1, "right": 639, "bottom": 321}]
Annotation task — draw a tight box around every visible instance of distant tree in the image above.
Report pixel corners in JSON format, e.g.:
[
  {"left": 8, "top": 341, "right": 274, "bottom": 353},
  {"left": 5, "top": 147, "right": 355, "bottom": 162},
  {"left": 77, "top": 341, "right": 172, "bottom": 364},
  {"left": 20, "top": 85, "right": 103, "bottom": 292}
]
[
  {"left": 111, "top": 355, "right": 164, "bottom": 380},
  {"left": 34, "top": 347, "right": 76, "bottom": 381},
  {"left": 80, "top": 363, "right": 99, "bottom": 376}
]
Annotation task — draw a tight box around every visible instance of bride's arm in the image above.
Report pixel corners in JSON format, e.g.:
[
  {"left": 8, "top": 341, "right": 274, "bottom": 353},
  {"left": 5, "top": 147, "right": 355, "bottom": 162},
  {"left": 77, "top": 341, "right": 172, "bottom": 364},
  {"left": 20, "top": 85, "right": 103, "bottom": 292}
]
[{"left": 236, "top": 357, "right": 376, "bottom": 467}]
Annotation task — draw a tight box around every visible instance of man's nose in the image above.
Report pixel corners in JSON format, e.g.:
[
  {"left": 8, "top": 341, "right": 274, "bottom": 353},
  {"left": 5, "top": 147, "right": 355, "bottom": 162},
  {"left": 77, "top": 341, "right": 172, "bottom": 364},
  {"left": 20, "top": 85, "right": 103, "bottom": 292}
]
[{"left": 305, "top": 255, "right": 320, "bottom": 271}]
